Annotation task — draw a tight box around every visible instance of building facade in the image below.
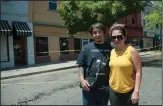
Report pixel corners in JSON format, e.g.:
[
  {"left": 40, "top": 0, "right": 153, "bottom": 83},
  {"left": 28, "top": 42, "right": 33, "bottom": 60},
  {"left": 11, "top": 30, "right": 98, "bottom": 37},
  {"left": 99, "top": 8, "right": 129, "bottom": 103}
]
[
  {"left": 106, "top": 12, "right": 143, "bottom": 49},
  {"left": 1, "top": 1, "right": 145, "bottom": 67},
  {"left": 141, "top": 2, "right": 161, "bottom": 50},
  {"left": 28, "top": 1, "right": 93, "bottom": 64},
  {"left": 1, "top": 1, "right": 35, "bottom": 68}
]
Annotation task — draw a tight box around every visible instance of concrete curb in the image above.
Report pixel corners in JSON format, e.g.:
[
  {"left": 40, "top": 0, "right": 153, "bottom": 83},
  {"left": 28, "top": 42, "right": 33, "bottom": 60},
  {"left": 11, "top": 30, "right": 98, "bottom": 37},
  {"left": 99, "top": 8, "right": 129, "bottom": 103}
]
[
  {"left": 1, "top": 65, "right": 78, "bottom": 80},
  {"left": 0, "top": 61, "right": 149, "bottom": 80},
  {"left": 1, "top": 53, "right": 161, "bottom": 80}
]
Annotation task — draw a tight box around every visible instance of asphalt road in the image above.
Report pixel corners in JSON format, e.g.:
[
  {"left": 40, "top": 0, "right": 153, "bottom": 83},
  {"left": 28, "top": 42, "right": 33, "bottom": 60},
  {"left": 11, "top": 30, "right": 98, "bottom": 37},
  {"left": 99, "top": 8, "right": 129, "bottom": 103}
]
[{"left": 1, "top": 55, "right": 162, "bottom": 105}]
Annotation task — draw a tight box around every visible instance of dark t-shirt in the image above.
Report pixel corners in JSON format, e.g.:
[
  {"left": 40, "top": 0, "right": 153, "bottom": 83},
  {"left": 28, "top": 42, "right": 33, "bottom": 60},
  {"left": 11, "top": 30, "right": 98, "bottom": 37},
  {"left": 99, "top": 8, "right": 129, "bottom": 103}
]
[{"left": 76, "top": 41, "right": 112, "bottom": 88}]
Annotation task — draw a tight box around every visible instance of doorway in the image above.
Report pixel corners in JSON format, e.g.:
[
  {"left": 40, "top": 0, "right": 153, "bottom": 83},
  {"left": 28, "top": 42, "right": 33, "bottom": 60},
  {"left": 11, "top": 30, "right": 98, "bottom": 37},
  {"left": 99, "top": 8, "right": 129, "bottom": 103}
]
[{"left": 13, "top": 36, "right": 27, "bottom": 66}]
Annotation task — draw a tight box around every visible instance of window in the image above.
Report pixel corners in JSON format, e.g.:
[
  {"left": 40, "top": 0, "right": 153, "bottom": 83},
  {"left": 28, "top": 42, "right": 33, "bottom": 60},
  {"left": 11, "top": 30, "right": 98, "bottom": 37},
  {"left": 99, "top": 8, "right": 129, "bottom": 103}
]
[
  {"left": 74, "top": 38, "right": 82, "bottom": 53},
  {"left": 132, "top": 18, "right": 135, "bottom": 24},
  {"left": 48, "top": 0, "right": 57, "bottom": 10},
  {"left": 82, "top": 39, "right": 89, "bottom": 47},
  {"left": 36, "top": 37, "right": 49, "bottom": 56},
  {"left": 60, "top": 38, "right": 69, "bottom": 54},
  {"left": 143, "top": 19, "right": 146, "bottom": 26},
  {"left": 144, "top": 31, "right": 147, "bottom": 37},
  {"left": 156, "top": 24, "right": 159, "bottom": 29}
]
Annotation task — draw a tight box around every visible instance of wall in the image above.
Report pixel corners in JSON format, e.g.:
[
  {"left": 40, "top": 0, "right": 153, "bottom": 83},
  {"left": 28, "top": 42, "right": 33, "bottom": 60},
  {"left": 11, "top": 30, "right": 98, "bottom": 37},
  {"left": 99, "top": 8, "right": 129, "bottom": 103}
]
[
  {"left": 49, "top": 36, "right": 60, "bottom": 62},
  {"left": 0, "top": 36, "right": 15, "bottom": 68},
  {"left": 1, "top": 36, "right": 8, "bottom": 62},
  {"left": 34, "top": 24, "right": 67, "bottom": 37},
  {"left": 1, "top": 1, "right": 28, "bottom": 22},
  {"left": 34, "top": 24, "right": 91, "bottom": 62},
  {"left": 27, "top": 22, "right": 35, "bottom": 65},
  {"left": 28, "top": 1, "right": 64, "bottom": 24}
]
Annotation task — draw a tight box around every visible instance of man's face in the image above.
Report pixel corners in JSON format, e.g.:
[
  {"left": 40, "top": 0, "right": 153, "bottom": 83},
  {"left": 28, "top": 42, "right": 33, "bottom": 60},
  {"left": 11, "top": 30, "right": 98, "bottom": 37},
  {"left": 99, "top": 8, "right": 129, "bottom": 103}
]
[{"left": 92, "top": 27, "right": 105, "bottom": 43}]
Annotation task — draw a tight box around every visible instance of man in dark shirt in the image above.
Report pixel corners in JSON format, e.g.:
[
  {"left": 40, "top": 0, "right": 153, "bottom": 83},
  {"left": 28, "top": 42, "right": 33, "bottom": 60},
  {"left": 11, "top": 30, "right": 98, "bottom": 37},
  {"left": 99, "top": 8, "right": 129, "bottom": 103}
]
[{"left": 76, "top": 23, "right": 112, "bottom": 106}]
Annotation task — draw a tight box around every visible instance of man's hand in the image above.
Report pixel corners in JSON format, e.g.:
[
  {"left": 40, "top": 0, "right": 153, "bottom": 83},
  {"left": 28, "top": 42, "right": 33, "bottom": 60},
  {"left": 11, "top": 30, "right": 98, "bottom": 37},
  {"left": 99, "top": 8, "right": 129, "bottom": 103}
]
[{"left": 80, "top": 79, "right": 90, "bottom": 92}]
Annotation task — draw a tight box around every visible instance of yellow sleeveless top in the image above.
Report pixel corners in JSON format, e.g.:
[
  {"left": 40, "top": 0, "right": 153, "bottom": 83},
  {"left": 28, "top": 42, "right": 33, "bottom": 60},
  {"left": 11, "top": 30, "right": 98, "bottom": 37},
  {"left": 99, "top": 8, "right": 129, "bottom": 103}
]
[{"left": 109, "top": 46, "right": 135, "bottom": 93}]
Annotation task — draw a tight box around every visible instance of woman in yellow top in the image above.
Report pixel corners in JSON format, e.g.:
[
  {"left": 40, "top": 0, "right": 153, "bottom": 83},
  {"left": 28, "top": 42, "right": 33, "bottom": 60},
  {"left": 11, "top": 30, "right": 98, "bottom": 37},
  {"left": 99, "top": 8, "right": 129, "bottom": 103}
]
[{"left": 109, "top": 23, "right": 142, "bottom": 105}]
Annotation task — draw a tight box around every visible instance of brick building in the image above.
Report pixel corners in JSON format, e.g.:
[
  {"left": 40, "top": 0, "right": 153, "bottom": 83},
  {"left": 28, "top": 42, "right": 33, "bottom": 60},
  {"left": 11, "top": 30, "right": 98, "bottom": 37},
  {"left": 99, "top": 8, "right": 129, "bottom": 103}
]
[{"left": 106, "top": 12, "right": 143, "bottom": 49}]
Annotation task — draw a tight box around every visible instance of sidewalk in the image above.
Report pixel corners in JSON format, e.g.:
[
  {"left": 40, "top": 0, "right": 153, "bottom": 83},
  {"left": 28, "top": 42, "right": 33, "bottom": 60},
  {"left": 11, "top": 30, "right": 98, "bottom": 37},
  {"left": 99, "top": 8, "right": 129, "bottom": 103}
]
[{"left": 1, "top": 51, "right": 161, "bottom": 80}]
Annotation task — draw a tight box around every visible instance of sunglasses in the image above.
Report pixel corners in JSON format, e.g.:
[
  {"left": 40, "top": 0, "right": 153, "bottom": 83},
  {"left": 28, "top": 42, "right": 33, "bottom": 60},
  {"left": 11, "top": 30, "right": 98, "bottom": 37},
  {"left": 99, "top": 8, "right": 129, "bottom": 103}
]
[{"left": 111, "top": 35, "right": 123, "bottom": 41}]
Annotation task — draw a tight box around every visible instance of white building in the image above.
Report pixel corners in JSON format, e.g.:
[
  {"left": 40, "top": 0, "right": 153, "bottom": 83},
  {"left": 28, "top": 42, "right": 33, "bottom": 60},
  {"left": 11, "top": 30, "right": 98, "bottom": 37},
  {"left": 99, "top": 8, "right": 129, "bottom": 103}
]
[
  {"left": 141, "top": 2, "right": 161, "bottom": 50},
  {"left": 1, "top": 1, "right": 35, "bottom": 68}
]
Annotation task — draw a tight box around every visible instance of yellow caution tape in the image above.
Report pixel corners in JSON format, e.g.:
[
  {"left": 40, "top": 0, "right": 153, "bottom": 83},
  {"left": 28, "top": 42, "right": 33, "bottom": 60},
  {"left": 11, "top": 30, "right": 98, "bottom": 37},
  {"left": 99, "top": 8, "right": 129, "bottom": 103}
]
[{"left": 38, "top": 44, "right": 162, "bottom": 54}]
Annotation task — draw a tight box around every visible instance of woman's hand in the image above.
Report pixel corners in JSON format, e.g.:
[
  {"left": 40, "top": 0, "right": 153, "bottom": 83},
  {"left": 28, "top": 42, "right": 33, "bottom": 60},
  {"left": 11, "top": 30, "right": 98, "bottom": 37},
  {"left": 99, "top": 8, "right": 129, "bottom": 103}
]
[{"left": 131, "top": 91, "right": 139, "bottom": 104}]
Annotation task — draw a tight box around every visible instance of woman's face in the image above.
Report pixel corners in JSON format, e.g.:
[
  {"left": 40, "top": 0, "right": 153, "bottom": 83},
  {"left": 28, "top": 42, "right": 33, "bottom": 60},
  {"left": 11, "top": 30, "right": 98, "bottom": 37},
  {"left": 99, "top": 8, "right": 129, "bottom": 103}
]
[{"left": 111, "top": 29, "right": 126, "bottom": 47}]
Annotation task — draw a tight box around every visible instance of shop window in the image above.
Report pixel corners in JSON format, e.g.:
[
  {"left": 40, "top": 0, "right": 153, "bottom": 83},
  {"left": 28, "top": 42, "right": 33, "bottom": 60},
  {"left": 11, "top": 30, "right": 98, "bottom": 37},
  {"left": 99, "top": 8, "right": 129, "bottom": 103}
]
[
  {"left": 74, "top": 38, "right": 82, "bottom": 53},
  {"left": 36, "top": 37, "right": 49, "bottom": 56},
  {"left": 60, "top": 38, "right": 69, "bottom": 54},
  {"left": 48, "top": 0, "right": 57, "bottom": 11}
]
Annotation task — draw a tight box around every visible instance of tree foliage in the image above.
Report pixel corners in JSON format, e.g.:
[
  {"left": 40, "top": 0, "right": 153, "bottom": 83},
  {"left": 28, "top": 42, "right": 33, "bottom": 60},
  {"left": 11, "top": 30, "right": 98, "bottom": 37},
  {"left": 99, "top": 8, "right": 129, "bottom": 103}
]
[
  {"left": 57, "top": 0, "right": 148, "bottom": 35},
  {"left": 144, "top": 1, "right": 162, "bottom": 29}
]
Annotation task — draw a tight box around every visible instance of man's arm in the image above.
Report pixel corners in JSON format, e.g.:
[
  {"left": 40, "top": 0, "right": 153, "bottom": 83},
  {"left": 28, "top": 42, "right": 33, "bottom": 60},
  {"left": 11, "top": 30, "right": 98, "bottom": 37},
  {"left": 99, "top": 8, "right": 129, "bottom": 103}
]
[
  {"left": 78, "top": 65, "right": 90, "bottom": 91},
  {"left": 76, "top": 47, "right": 90, "bottom": 91},
  {"left": 78, "top": 65, "right": 85, "bottom": 81}
]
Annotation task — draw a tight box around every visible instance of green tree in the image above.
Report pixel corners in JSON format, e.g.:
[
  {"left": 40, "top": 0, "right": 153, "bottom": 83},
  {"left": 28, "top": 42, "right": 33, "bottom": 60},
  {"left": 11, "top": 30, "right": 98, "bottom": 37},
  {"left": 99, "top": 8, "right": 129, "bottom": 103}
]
[
  {"left": 144, "top": 1, "right": 162, "bottom": 29},
  {"left": 58, "top": 0, "right": 148, "bottom": 35}
]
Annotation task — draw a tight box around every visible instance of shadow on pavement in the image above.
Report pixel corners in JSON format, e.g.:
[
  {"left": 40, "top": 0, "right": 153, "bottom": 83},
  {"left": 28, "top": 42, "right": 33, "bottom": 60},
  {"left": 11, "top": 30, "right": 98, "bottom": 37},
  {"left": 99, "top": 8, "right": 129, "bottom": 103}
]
[{"left": 0, "top": 61, "right": 71, "bottom": 72}]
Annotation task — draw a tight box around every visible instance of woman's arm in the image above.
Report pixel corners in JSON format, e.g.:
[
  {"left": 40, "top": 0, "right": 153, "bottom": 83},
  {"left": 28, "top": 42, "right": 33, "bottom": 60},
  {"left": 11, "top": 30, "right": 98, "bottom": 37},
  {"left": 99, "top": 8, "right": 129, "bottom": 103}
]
[
  {"left": 131, "top": 47, "right": 142, "bottom": 93},
  {"left": 130, "top": 47, "right": 142, "bottom": 104}
]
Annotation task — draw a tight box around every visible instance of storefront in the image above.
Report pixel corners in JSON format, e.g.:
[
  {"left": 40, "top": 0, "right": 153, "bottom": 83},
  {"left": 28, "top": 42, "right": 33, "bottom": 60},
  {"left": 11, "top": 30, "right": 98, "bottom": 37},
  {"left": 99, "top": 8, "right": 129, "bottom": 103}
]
[
  {"left": 0, "top": 20, "right": 35, "bottom": 69},
  {"left": 12, "top": 21, "right": 33, "bottom": 66},
  {"left": 33, "top": 24, "right": 92, "bottom": 63},
  {"left": 143, "top": 31, "right": 155, "bottom": 50}
]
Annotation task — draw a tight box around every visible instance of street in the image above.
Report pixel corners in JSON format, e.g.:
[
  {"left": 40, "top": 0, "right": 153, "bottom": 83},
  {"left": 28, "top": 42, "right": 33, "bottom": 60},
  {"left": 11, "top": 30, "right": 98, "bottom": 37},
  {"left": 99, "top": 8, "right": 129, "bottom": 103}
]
[{"left": 1, "top": 54, "right": 162, "bottom": 105}]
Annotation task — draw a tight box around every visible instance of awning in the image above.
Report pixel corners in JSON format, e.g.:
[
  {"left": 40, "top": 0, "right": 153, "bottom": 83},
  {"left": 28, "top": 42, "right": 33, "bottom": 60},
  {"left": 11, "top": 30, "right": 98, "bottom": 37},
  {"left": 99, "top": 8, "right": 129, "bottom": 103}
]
[
  {"left": 12, "top": 21, "right": 32, "bottom": 37},
  {"left": 0, "top": 20, "right": 12, "bottom": 36}
]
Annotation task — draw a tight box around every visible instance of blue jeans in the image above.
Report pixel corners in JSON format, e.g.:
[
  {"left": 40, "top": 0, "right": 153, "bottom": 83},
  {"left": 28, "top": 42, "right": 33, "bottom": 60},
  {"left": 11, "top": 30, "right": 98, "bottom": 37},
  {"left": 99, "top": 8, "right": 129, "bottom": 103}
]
[{"left": 82, "top": 90, "right": 109, "bottom": 106}]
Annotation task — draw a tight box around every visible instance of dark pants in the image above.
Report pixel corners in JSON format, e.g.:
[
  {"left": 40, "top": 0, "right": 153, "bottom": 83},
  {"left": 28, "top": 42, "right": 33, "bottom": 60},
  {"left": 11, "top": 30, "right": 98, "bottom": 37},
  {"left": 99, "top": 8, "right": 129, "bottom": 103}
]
[
  {"left": 109, "top": 87, "right": 138, "bottom": 106},
  {"left": 82, "top": 90, "right": 109, "bottom": 106}
]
